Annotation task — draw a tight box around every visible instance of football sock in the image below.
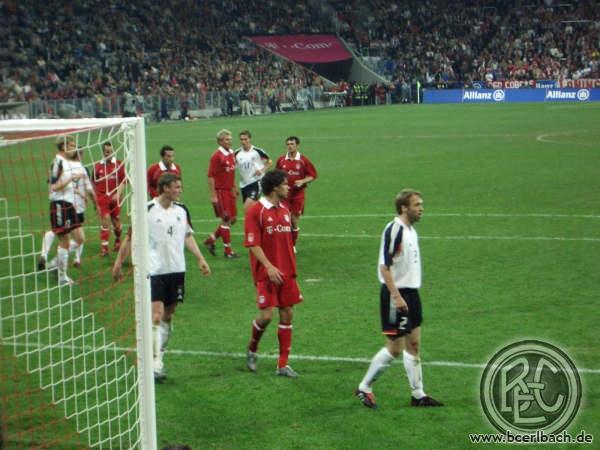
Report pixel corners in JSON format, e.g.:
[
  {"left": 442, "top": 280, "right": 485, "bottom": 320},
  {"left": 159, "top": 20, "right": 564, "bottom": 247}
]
[
  {"left": 214, "top": 225, "right": 222, "bottom": 240},
  {"left": 292, "top": 228, "right": 299, "bottom": 245},
  {"left": 57, "top": 247, "right": 69, "bottom": 279},
  {"left": 358, "top": 347, "right": 395, "bottom": 393},
  {"left": 220, "top": 225, "right": 232, "bottom": 254},
  {"left": 75, "top": 242, "right": 84, "bottom": 262},
  {"left": 403, "top": 350, "right": 425, "bottom": 399},
  {"left": 248, "top": 320, "right": 266, "bottom": 352},
  {"left": 100, "top": 226, "right": 110, "bottom": 248},
  {"left": 152, "top": 324, "right": 161, "bottom": 361},
  {"left": 277, "top": 323, "right": 293, "bottom": 368},
  {"left": 159, "top": 320, "right": 172, "bottom": 352},
  {"left": 41, "top": 230, "right": 55, "bottom": 259},
  {"left": 204, "top": 233, "right": 215, "bottom": 245},
  {"left": 114, "top": 225, "right": 122, "bottom": 240}
]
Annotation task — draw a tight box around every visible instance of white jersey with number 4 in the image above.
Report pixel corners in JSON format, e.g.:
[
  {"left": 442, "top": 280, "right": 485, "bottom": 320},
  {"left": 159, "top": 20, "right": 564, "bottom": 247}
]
[
  {"left": 377, "top": 216, "right": 421, "bottom": 289},
  {"left": 235, "top": 146, "right": 270, "bottom": 188},
  {"left": 147, "top": 198, "right": 193, "bottom": 275}
]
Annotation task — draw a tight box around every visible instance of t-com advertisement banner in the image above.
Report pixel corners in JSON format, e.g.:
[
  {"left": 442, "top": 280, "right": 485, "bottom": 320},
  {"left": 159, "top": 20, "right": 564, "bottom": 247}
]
[{"left": 247, "top": 34, "right": 352, "bottom": 63}]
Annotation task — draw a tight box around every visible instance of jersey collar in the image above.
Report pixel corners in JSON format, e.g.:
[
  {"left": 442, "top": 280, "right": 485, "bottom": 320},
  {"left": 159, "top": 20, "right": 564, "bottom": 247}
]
[
  {"left": 259, "top": 197, "right": 278, "bottom": 208},
  {"left": 103, "top": 156, "right": 117, "bottom": 164},
  {"left": 285, "top": 151, "right": 301, "bottom": 161},
  {"left": 158, "top": 160, "right": 175, "bottom": 171},
  {"left": 395, "top": 215, "right": 412, "bottom": 229},
  {"left": 218, "top": 146, "right": 232, "bottom": 156}
]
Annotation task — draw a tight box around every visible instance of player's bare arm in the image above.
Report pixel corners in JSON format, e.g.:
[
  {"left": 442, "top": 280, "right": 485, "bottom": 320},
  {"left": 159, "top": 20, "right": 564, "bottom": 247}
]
[
  {"left": 208, "top": 177, "right": 218, "bottom": 203},
  {"left": 294, "top": 176, "right": 315, "bottom": 188},
  {"left": 249, "top": 246, "right": 283, "bottom": 284},
  {"left": 380, "top": 264, "right": 408, "bottom": 311},
  {"left": 112, "top": 234, "right": 131, "bottom": 281},
  {"left": 184, "top": 234, "right": 211, "bottom": 276}
]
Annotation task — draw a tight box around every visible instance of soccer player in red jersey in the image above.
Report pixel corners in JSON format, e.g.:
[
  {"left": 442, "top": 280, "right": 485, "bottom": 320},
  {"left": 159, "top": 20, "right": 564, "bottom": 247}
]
[
  {"left": 204, "top": 129, "right": 239, "bottom": 258},
  {"left": 93, "top": 142, "right": 126, "bottom": 256},
  {"left": 244, "top": 169, "right": 303, "bottom": 377},
  {"left": 275, "top": 136, "right": 317, "bottom": 248},
  {"left": 147, "top": 145, "right": 181, "bottom": 199}
]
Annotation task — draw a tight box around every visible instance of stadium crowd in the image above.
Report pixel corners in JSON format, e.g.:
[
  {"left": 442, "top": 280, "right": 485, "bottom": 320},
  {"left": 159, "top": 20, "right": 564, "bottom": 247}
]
[
  {"left": 334, "top": 0, "right": 600, "bottom": 87},
  {"left": 1, "top": 0, "right": 599, "bottom": 104}
]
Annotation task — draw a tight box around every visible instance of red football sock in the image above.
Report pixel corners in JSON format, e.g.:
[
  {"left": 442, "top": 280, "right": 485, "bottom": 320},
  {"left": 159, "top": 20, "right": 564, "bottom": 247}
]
[
  {"left": 220, "top": 225, "right": 232, "bottom": 254},
  {"left": 214, "top": 225, "right": 222, "bottom": 240},
  {"left": 100, "top": 226, "right": 110, "bottom": 246},
  {"left": 248, "top": 320, "right": 266, "bottom": 353},
  {"left": 277, "top": 322, "right": 293, "bottom": 368},
  {"left": 114, "top": 225, "right": 122, "bottom": 240}
]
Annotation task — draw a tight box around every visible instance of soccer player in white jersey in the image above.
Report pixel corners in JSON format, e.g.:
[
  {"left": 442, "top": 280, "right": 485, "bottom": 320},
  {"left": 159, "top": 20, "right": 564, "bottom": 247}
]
[
  {"left": 235, "top": 130, "right": 271, "bottom": 210},
  {"left": 69, "top": 148, "right": 96, "bottom": 266},
  {"left": 41, "top": 136, "right": 85, "bottom": 285},
  {"left": 113, "top": 173, "right": 211, "bottom": 381},
  {"left": 355, "top": 189, "right": 443, "bottom": 409}
]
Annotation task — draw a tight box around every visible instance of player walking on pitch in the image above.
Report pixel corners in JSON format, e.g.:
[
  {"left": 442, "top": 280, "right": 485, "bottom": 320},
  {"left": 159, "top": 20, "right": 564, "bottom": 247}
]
[
  {"left": 113, "top": 173, "right": 211, "bottom": 380},
  {"left": 235, "top": 130, "right": 271, "bottom": 210},
  {"left": 204, "top": 129, "right": 239, "bottom": 258},
  {"left": 275, "top": 136, "right": 317, "bottom": 250},
  {"left": 244, "top": 170, "right": 303, "bottom": 377},
  {"left": 355, "top": 189, "right": 443, "bottom": 409}
]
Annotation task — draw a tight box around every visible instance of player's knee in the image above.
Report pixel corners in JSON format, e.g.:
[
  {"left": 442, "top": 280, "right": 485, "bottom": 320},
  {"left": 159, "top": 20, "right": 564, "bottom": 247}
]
[{"left": 406, "top": 341, "right": 419, "bottom": 356}]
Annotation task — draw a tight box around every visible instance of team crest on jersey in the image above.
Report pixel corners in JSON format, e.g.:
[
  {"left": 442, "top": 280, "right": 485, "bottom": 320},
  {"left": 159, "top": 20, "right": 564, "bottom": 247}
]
[
  {"left": 296, "top": 163, "right": 301, "bottom": 170},
  {"left": 283, "top": 214, "right": 290, "bottom": 222}
]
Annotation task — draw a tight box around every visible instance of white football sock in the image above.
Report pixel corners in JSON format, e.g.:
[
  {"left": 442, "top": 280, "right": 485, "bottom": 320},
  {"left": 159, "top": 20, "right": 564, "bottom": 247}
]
[
  {"left": 358, "top": 347, "right": 395, "bottom": 393},
  {"left": 159, "top": 320, "right": 172, "bottom": 352},
  {"left": 403, "top": 350, "right": 425, "bottom": 399},
  {"left": 57, "top": 247, "right": 69, "bottom": 279},
  {"left": 152, "top": 324, "right": 161, "bottom": 361},
  {"left": 41, "top": 231, "right": 55, "bottom": 259},
  {"left": 76, "top": 242, "right": 84, "bottom": 262}
]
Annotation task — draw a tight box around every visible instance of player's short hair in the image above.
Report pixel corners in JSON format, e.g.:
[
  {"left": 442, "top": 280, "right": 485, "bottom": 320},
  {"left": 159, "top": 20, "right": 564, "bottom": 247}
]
[
  {"left": 395, "top": 189, "right": 422, "bottom": 214},
  {"left": 261, "top": 169, "right": 287, "bottom": 196},
  {"left": 102, "top": 141, "right": 112, "bottom": 148},
  {"left": 216, "top": 129, "right": 232, "bottom": 142},
  {"left": 285, "top": 136, "right": 300, "bottom": 145},
  {"left": 239, "top": 130, "right": 252, "bottom": 138},
  {"left": 55, "top": 135, "right": 75, "bottom": 151},
  {"left": 157, "top": 173, "right": 181, "bottom": 194},
  {"left": 160, "top": 145, "right": 174, "bottom": 157}
]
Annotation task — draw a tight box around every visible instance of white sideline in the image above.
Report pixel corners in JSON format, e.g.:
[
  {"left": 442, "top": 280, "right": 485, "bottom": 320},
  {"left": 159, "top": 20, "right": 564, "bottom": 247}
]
[{"left": 5, "top": 342, "right": 598, "bottom": 374}]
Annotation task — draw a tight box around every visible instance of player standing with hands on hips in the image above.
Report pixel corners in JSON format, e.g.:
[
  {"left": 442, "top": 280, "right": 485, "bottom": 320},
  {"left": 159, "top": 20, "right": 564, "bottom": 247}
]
[{"left": 355, "top": 189, "right": 443, "bottom": 409}]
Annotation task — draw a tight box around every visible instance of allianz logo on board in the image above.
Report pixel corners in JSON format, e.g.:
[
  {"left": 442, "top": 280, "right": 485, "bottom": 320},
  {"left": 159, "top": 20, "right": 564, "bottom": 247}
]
[
  {"left": 545, "top": 89, "right": 590, "bottom": 101},
  {"left": 463, "top": 90, "right": 505, "bottom": 101}
]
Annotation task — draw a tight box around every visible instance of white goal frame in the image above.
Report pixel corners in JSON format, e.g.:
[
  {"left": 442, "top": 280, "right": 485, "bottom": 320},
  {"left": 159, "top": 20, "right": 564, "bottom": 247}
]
[{"left": 0, "top": 118, "right": 156, "bottom": 450}]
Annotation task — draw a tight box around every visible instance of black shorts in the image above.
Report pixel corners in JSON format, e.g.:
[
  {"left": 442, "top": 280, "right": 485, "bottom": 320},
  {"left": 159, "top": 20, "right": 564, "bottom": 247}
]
[
  {"left": 151, "top": 272, "right": 185, "bottom": 306},
  {"left": 50, "top": 201, "right": 81, "bottom": 235},
  {"left": 241, "top": 181, "right": 261, "bottom": 202},
  {"left": 380, "top": 286, "right": 422, "bottom": 337}
]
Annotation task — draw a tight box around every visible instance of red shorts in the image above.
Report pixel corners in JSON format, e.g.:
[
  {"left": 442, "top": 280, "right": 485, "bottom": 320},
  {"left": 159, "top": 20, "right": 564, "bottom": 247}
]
[
  {"left": 283, "top": 194, "right": 305, "bottom": 216},
  {"left": 255, "top": 276, "right": 303, "bottom": 309},
  {"left": 213, "top": 189, "right": 237, "bottom": 221},
  {"left": 97, "top": 194, "right": 120, "bottom": 218}
]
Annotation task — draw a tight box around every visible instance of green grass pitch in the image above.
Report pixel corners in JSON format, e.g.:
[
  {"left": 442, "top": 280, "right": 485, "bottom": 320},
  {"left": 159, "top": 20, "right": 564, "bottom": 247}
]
[{"left": 2, "top": 102, "right": 600, "bottom": 449}]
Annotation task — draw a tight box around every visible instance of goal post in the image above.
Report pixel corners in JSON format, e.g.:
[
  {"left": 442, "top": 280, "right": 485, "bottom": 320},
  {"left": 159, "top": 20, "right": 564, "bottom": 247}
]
[{"left": 0, "top": 118, "right": 156, "bottom": 449}]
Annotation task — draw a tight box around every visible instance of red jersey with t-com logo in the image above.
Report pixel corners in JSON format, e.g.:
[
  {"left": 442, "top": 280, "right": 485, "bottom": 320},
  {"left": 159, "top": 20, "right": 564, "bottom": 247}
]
[
  {"left": 208, "top": 146, "right": 236, "bottom": 190},
  {"left": 244, "top": 197, "right": 296, "bottom": 282},
  {"left": 275, "top": 152, "right": 317, "bottom": 197}
]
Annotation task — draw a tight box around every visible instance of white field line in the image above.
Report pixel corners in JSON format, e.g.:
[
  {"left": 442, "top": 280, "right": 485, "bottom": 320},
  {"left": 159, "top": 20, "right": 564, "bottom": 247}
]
[
  {"left": 198, "top": 231, "right": 600, "bottom": 242},
  {"left": 4, "top": 342, "right": 599, "bottom": 374}
]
